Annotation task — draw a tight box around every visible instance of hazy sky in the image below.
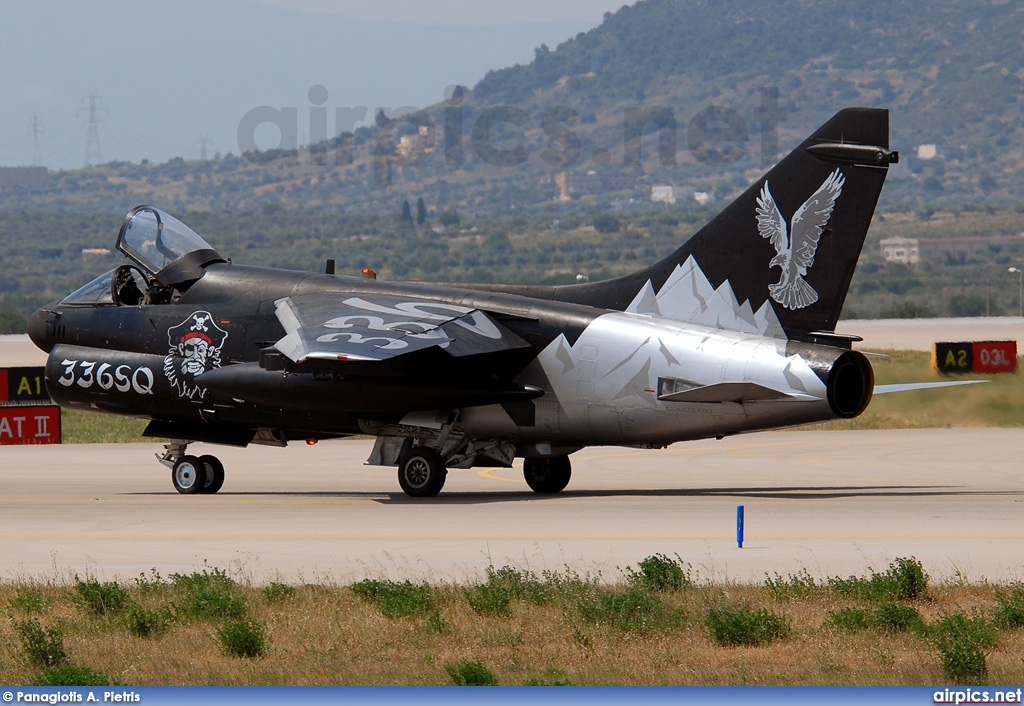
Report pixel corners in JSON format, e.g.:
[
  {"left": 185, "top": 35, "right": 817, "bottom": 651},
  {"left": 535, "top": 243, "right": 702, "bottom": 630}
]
[
  {"left": 0, "top": 1, "right": 632, "bottom": 170},
  {"left": 253, "top": 0, "right": 632, "bottom": 25}
]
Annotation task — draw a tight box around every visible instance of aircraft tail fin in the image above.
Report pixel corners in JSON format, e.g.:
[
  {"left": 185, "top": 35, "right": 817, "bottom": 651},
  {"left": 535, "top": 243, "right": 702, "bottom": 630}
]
[{"left": 557, "top": 108, "right": 897, "bottom": 340}]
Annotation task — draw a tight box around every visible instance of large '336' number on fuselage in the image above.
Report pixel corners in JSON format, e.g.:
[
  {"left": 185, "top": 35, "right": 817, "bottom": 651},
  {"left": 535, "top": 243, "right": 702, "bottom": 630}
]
[{"left": 57, "top": 359, "right": 154, "bottom": 395}]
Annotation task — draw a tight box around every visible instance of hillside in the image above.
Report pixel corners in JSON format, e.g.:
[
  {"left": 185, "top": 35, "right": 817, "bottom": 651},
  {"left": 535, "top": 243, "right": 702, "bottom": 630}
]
[
  {"left": 4, "top": 202, "right": 1023, "bottom": 335},
  {"left": 4, "top": 0, "right": 1024, "bottom": 332},
  {"left": 0, "top": 0, "right": 1022, "bottom": 215}
]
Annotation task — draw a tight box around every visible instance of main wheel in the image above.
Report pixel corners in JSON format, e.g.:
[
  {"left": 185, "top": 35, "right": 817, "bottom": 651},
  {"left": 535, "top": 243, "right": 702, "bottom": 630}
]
[
  {"left": 398, "top": 448, "right": 447, "bottom": 497},
  {"left": 523, "top": 456, "right": 571, "bottom": 494},
  {"left": 172, "top": 455, "right": 207, "bottom": 494},
  {"left": 199, "top": 455, "right": 225, "bottom": 494}
]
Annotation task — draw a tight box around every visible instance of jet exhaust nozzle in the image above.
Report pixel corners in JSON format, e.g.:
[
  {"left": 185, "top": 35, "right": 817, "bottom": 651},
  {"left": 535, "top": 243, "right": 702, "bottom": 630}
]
[{"left": 826, "top": 350, "right": 874, "bottom": 419}]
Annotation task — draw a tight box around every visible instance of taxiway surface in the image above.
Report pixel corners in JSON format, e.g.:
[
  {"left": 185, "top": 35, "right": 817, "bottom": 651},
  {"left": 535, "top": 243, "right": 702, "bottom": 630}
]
[{"left": 2, "top": 430, "right": 1021, "bottom": 584}]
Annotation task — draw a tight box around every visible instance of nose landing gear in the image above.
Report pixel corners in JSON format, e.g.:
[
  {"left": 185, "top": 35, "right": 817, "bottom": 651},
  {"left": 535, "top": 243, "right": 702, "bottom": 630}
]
[{"left": 159, "top": 441, "right": 225, "bottom": 495}]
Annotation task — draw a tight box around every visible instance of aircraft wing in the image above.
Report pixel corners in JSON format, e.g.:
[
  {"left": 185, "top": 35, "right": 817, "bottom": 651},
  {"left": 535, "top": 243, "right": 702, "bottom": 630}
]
[{"left": 273, "top": 293, "right": 531, "bottom": 363}]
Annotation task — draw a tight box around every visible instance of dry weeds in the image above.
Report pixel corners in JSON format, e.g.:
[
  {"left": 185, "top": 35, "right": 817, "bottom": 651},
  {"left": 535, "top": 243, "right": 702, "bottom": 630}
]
[{"left": 1, "top": 568, "right": 1023, "bottom": 685}]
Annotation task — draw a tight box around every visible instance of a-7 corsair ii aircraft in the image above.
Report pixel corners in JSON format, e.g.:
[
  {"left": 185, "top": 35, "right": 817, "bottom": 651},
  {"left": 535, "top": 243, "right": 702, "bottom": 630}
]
[{"left": 31, "top": 108, "right": 921, "bottom": 497}]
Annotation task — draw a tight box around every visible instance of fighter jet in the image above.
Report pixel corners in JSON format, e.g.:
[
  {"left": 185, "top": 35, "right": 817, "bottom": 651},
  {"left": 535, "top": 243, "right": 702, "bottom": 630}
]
[{"left": 29, "top": 108, "right": 910, "bottom": 497}]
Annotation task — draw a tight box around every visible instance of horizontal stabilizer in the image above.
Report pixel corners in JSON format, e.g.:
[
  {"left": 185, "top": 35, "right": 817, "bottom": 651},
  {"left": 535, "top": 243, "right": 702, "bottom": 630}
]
[{"left": 874, "top": 380, "right": 988, "bottom": 395}]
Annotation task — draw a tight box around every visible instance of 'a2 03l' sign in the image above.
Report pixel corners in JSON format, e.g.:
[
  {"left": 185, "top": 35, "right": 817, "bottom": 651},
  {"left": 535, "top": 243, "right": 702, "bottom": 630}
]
[{"left": 932, "top": 341, "right": 1018, "bottom": 374}]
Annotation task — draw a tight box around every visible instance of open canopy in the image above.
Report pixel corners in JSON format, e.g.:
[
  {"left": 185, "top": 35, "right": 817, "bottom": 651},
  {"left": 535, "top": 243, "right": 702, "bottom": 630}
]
[{"left": 116, "top": 206, "right": 223, "bottom": 286}]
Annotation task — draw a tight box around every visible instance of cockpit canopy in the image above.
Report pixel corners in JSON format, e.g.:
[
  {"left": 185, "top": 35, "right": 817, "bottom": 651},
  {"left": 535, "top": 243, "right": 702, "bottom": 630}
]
[
  {"left": 116, "top": 206, "right": 224, "bottom": 285},
  {"left": 60, "top": 206, "right": 224, "bottom": 306}
]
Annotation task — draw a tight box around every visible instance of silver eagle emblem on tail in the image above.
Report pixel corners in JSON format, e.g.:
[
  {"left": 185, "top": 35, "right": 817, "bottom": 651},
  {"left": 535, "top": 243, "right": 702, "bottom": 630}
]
[{"left": 756, "top": 168, "right": 845, "bottom": 310}]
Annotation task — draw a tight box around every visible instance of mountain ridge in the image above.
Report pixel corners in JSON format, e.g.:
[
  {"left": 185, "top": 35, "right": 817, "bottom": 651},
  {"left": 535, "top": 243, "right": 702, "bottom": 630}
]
[{"left": 1, "top": 0, "right": 1021, "bottom": 214}]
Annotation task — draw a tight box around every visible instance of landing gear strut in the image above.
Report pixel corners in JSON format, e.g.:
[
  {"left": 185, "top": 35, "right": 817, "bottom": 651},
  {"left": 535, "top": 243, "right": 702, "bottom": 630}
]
[
  {"left": 159, "top": 441, "right": 225, "bottom": 495},
  {"left": 523, "top": 456, "right": 571, "bottom": 494}
]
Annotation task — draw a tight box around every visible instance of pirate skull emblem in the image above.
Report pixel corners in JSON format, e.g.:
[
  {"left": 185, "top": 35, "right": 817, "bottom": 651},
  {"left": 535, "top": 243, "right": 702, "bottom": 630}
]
[{"left": 164, "top": 311, "right": 228, "bottom": 399}]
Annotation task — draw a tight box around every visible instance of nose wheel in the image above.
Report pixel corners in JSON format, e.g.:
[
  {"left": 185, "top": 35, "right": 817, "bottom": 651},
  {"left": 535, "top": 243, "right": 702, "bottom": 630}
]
[
  {"left": 162, "top": 441, "right": 226, "bottom": 495},
  {"left": 171, "top": 455, "right": 205, "bottom": 494},
  {"left": 198, "top": 455, "right": 225, "bottom": 494}
]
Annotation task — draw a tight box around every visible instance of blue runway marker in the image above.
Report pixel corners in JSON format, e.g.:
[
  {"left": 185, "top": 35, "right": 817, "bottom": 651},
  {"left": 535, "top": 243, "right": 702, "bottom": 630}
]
[{"left": 736, "top": 505, "right": 744, "bottom": 548}]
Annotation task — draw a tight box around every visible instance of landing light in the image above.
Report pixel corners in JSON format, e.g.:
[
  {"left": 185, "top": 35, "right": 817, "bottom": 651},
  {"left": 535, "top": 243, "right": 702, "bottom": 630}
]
[{"left": 306, "top": 439, "right": 318, "bottom": 446}]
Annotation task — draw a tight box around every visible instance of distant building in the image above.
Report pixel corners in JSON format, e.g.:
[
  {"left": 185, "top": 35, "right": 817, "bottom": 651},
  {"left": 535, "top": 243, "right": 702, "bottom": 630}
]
[
  {"left": 880, "top": 237, "right": 920, "bottom": 264},
  {"left": 651, "top": 185, "right": 676, "bottom": 205},
  {"left": 880, "top": 234, "right": 1024, "bottom": 265},
  {"left": 0, "top": 167, "right": 49, "bottom": 190},
  {"left": 397, "top": 126, "right": 433, "bottom": 160}
]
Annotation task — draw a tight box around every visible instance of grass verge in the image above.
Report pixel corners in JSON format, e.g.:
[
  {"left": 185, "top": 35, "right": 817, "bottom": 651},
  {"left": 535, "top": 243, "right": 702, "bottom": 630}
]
[{"left": 2, "top": 557, "right": 1023, "bottom": 685}]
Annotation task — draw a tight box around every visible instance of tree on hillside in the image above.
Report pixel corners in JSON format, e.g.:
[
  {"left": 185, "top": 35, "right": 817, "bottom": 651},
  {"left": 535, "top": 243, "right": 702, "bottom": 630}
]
[
  {"left": 416, "top": 198, "right": 428, "bottom": 226},
  {"left": 400, "top": 199, "right": 413, "bottom": 223},
  {"left": 438, "top": 208, "right": 460, "bottom": 227}
]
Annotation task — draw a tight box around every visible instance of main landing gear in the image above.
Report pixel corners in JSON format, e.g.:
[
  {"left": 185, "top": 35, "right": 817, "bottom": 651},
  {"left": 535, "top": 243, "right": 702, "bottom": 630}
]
[
  {"left": 523, "top": 456, "right": 572, "bottom": 494},
  {"left": 397, "top": 447, "right": 447, "bottom": 498},
  {"left": 159, "top": 441, "right": 225, "bottom": 495},
  {"left": 395, "top": 447, "right": 573, "bottom": 498}
]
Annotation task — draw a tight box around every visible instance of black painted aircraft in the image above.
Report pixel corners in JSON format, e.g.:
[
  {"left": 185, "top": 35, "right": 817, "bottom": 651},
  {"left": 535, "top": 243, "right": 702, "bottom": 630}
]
[{"left": 30, "top": 108, "right": 939, "bottom": 497}]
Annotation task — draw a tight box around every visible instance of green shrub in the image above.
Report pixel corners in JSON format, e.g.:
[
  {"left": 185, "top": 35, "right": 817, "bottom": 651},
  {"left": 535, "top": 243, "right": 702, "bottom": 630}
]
[
  {"left": 133, "top": 569, "right": 167, "bottom": 593},
  {"left": 626, "top": 553, "right": 691, "bottom": 591},
  {"left": 579, "top": 586, "right": 682, "bottom": 633},
  {"left": 171, "top": 568, "right": 245, "bottom": 621},
  {"left": 828, "top": 557, "right": 929, "bottom": 602},
  {"left": 883, "top": 557, "right": 929, "bottom": 601},
  {"left": 481, "top": 565, "right": 603, "bottom": 607},
  {"left": 16, "top": 619, "right": 68, "bottom": 668},
  {"left": 827, "top": 575, "right": 865, "bottom": 595},
  {"left": 705, "top": 606, "right": 790, "bottom": 646},
  {"left": 421, "top": 610, "right": 451, "bottom": 634},
  {"left": 484, "top": 565, "right": 554, "bottom": 604},
  {"left": 534, "top": 567, "right": 601, "bottom": 607},
  {"left": 765, "top": 569, "right": 820, "bottom": 600},
  {"left": 993, "top": 585, "right": 1024, "bottom": 629},
  {"left": 930, "top": 611, "right": 998, "bottom": 685},
  {"left": 939, "top": 641, "right": 988, "bottom": 685},
  {"left": 218, "top": 619, "right": 269, "bottom": 658},
  {"left": 465, "top": 582, "right": 513, "bottom": 616},
  {"left": 445, "top": 660, "right": 498, "bottom": 686},
  {"left": 32, "top": 666, "right": 110, "bottom": 686},
  {"left": 826, "top": 607, "right": 870, "bottom": 631},
  {"left": 351, "top": 579, "right": 434, "bottom": 619},
  {"left": 869, "top": 602, "right": 926, "bottom": 633},
  {"left": 9, "top": 588, "right": 49, "bottom": 614},
  {"left": 262, "top": 581, "right": 295, "bottom": 603},
  {"left": 125, "top": 604, "right": 172, "bottom": 638},
  {"left": 74, "top": 576, "right": 131, "bottom": 616}
]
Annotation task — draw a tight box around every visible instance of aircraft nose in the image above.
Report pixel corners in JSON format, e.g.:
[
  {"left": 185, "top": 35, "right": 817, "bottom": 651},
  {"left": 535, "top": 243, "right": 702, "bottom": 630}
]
[{"left": 27, "top": 306, "right": 55, "bottom": 353}]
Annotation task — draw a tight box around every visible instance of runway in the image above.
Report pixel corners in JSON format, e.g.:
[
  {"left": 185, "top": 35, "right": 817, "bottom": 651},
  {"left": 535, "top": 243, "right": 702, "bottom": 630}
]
[{"left": 2, "top": 429, "right": 1021, "bottom": 584}]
